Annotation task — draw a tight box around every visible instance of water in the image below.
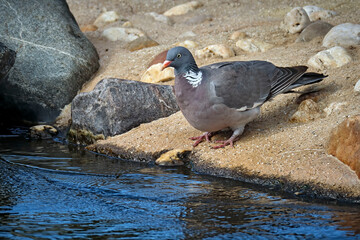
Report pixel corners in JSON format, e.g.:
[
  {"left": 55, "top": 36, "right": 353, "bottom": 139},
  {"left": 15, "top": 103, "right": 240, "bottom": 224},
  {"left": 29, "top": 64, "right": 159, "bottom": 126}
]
[{"left": 1, "top": 135, "right": 360, "bottom": 239}]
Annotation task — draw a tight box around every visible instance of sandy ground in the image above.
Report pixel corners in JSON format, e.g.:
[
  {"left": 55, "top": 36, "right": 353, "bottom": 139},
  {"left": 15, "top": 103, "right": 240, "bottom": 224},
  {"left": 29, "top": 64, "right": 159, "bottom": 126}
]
[{"left": 67, "top": 0, "right": 360, "bottom": 202}]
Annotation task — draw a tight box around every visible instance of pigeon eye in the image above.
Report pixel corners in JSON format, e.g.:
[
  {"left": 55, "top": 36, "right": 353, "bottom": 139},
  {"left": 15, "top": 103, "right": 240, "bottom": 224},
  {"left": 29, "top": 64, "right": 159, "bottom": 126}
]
[{"left": 177, "top": 53, "right": 182, "bottom": 58}]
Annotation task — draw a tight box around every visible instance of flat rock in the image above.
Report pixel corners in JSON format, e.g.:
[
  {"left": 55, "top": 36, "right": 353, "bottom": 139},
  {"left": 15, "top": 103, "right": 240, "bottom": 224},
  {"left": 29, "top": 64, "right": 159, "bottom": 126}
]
[
  {"left": 283, "top": 7, "right": 311, "bottom": 34},
  {"left": 0, "top": 0, "right": 99, "bottom": 125},
  {"left": 94, "top": 11, "right": 120, "bottom": 28},
  {"left": 307, "top": 46, "right": 352, "bottom": 70},
  {"left": 195, "top": 44, "right": 235, "bottom": 59},
  {"left": 296, "top": 21, "right": 333, "bottom": 42},
  {"left": 163, "top": 1, "right": 202, "bottom": 17},
  {"left": 323, "top": 23, "right": 360, "bottom": 48},
  {"left": 0, "top": 42, "right": 16, "bottom": 81},
  {"left": 70, "top": 78, "right": 179, "bottom": 144},
  {"left": 102, "top": 27, "right": 146, "bottom": 42},
  {"left": 140, "top": 63, "right": 174, "bottom": 83},
  {"left": 236, "top": 38, "right": 274, "bottom": 53},
  {"left": 87, "top": 111, "right": 360, "bottom": 202},
  {"left": 303, "top": 5, "right": 337, "bottom": 21},
  {"left": 328, "top": 115, "right": 360, "bottom": 178}
]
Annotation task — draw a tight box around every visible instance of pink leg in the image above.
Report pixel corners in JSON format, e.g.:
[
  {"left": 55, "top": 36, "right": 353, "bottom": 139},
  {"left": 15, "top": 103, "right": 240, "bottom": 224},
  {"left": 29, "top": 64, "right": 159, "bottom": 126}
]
[
  {"left": 212, "top": 135, "right": 238, "bottom": 149},
  {"left": 211, "top": 127, "right": 244, "bottom": 149},
  {"left": 190, "top": 132, "right": 213, "bottom": 147}
]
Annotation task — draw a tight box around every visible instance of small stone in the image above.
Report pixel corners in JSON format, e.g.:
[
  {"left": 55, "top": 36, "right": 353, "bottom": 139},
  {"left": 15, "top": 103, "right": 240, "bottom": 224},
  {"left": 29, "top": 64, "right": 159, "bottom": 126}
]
[
  {"left": 125, "top": 36, "right": 159, "bottom": 52},
  {"left": 289, "top": 99, "right": 321, "bottom": 123},
  {"left": 236, "top": 38, "right": 274, "bottom": 53},
  {"left": 230, "top": 31, "right": 248, "bottom": 41},
  {"left": 328, "top": 115, "right": 360, "bottom": 178},
  {"left": 94, "top": 11, "right": 120, "bottom": 28},
  {"left": 80, "top": 24, "right": 98, "bottom": 32},
  {"left": 155, "top": 149, "right": 191, "bottom": 166},
  {"left": 122, "top": 21, "right": 133, "bottom": 28},
  {"left": 30, "top": 125, "right": 58, "bottom": 139},
  {"left": 146, "top": 12, "right": 173, "bottom": 25},
  {"left": 324, "top": 102, "right": 348, "bottom": 116},
  {"left": 163, "top": 1, "right": 202, "bottom": 16},
  {"left": 303, "top": 6, "right": 336, "bottom": 21},
  {"left": 140, "top": 63, "right": 174, "bottom": 83},
  {"left": 323, "top": 23, "right": 360, "bottom": 48},
  {"left": 102, "top": 27, "right": 145, "bottom": 42},
  {"left": 283, "top": 7, "right": 311, "bottom": 34},
  {"left": 307, "top": 46, "right": 352, "bottom": 70},
  {"left": 195, "top": 44, "right": 235, "bottom": 59},
  {"left": 179, "top": 31, "right": 197, "bottom": 38},
  {"left": 174, "top": 40, "right": 198, "bottom": 49},
  {"left": 147, "top": 50, "right": 168, "bottom": 67},
  {"left": 354, "top": 80, "right": 360, "bottom": 92},
  {"left": 296, "top": 21, "right": 333, "bottom": 42}
]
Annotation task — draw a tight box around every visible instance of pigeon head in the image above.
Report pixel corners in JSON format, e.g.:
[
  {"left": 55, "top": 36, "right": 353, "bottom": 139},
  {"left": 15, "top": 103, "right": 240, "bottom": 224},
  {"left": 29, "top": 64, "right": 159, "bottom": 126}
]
[{"left": 162, "top": 47, "right": 199, "bottom": 75}]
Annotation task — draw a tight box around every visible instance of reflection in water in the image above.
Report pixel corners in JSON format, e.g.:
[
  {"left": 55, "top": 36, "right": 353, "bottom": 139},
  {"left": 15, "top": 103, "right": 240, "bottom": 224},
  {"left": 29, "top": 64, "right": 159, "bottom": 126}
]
[{"left": 0, "top": 137, "right": 360, "bottom": 239}]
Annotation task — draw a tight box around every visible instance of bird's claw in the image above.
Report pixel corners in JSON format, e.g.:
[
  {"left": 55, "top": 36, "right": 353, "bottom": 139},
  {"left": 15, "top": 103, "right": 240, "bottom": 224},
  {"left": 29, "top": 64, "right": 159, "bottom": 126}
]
[
  {"left": 190, "top": 132, "right": 212, "bottom": 147},
  {"left": 211, "top": 139, "right": 234, "bottom": 149}
]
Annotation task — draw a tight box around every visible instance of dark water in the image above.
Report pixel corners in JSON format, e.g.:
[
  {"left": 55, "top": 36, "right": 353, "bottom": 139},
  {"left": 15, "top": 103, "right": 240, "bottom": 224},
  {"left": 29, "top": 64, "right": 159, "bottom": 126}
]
[{"left": 1, "top": 135, "right": 360, "bottom": 239}]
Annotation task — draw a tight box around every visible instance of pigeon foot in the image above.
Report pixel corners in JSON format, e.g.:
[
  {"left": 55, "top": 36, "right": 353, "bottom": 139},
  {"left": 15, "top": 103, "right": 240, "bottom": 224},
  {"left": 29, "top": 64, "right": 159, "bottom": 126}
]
[
  {"left": 211, "top": 127, "right": 243, "bottom": 149},
  {"left": 212, "top": 137, "right": 238, "bottom": 149},
  {"left": 190, "top": 132, "right": 212, "bottom": 147}
]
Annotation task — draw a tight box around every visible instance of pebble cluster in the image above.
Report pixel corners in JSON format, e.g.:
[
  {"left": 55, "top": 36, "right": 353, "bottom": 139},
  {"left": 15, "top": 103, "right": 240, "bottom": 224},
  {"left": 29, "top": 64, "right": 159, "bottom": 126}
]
[{"left": 83, "top": 2, "right": 359, "bottom": 97}]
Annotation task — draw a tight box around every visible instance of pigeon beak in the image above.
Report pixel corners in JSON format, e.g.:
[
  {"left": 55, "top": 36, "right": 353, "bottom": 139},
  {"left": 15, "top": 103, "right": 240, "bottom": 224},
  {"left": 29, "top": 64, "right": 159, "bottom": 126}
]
[{"left": 161, "top": 60, "right": 172, "bottom": 71}]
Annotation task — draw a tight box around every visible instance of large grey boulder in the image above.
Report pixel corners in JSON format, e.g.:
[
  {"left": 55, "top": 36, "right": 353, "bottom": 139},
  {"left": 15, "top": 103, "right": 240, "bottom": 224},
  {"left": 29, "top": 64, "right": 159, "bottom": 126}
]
[
  {"left": 0, "top": 0, "right": 99, "bottom": 125},
  {"left": 70, "top": 79, "right": 179, "bottom": 144},
  {"left": 0, "top": 42, "right": 16, "bottom": 81}
]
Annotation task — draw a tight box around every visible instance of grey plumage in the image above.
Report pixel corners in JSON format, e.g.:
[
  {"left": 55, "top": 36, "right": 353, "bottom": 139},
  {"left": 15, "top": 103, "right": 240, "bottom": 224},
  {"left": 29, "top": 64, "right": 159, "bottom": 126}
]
[{"left": 162, "top": 46, "right": 326, "bottom": 148}]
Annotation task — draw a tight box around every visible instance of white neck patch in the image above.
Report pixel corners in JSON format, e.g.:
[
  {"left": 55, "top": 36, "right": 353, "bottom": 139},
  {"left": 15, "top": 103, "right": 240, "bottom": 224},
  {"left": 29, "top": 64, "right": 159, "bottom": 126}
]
[{"left": 184, "top": 70, "right": 203, "bottom": 88}]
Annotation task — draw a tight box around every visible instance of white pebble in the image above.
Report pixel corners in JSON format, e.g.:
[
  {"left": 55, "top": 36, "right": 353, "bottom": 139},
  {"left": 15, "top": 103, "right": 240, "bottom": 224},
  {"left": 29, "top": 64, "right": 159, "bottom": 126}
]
[
  {"left": 354, "top": 80, "right": 360, "bottom": 92},
  {"left": 147, "top": 12, "right": 172, "bottom": 25},
  {"left": 163, "top": 1, "right": 202, "bottom": 16},
  {"left": 236, "top": 38, "right": 273, "bottom": 53},
  {"left": 283, "top": 7, "right": 311, "bottom": 34},
  {"left": 307, "top": 46, "right": 352, "bottom": 70},
  {"left": 195, "top": 44, "right": 235, "bottom": 59},
  {"left": 323, "top": 23, "right": 360, "bottom": 48},
  {"left": 94, "top": 11, "right": 119, "bottom": 28},
  {"left": 303, "top": 5, "right": 336, "bottom": 21},
  {"left": 179, "top": 31, "right": 197, "bottom": 38},
  {"left": 102, "top": 27, "right": 145, "bottom": 42},
  {"left": 173, "top": 40, "right": 198, "bottom": 49}
]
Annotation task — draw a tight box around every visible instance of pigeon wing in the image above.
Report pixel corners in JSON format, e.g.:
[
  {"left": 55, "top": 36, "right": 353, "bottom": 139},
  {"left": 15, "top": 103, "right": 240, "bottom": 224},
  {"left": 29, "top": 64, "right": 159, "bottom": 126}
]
[{"left": 201, "top": 61, "right": 276, "bottom": 110}]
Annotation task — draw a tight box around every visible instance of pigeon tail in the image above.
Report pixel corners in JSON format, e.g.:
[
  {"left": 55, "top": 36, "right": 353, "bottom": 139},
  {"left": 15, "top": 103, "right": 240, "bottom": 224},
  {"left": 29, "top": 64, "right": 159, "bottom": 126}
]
[
  {"left": 286, "top": 72, "right": 327, "bottom": 91},
  {"left": 267, "top": 66, "right": 326, "bottom": 100}
]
